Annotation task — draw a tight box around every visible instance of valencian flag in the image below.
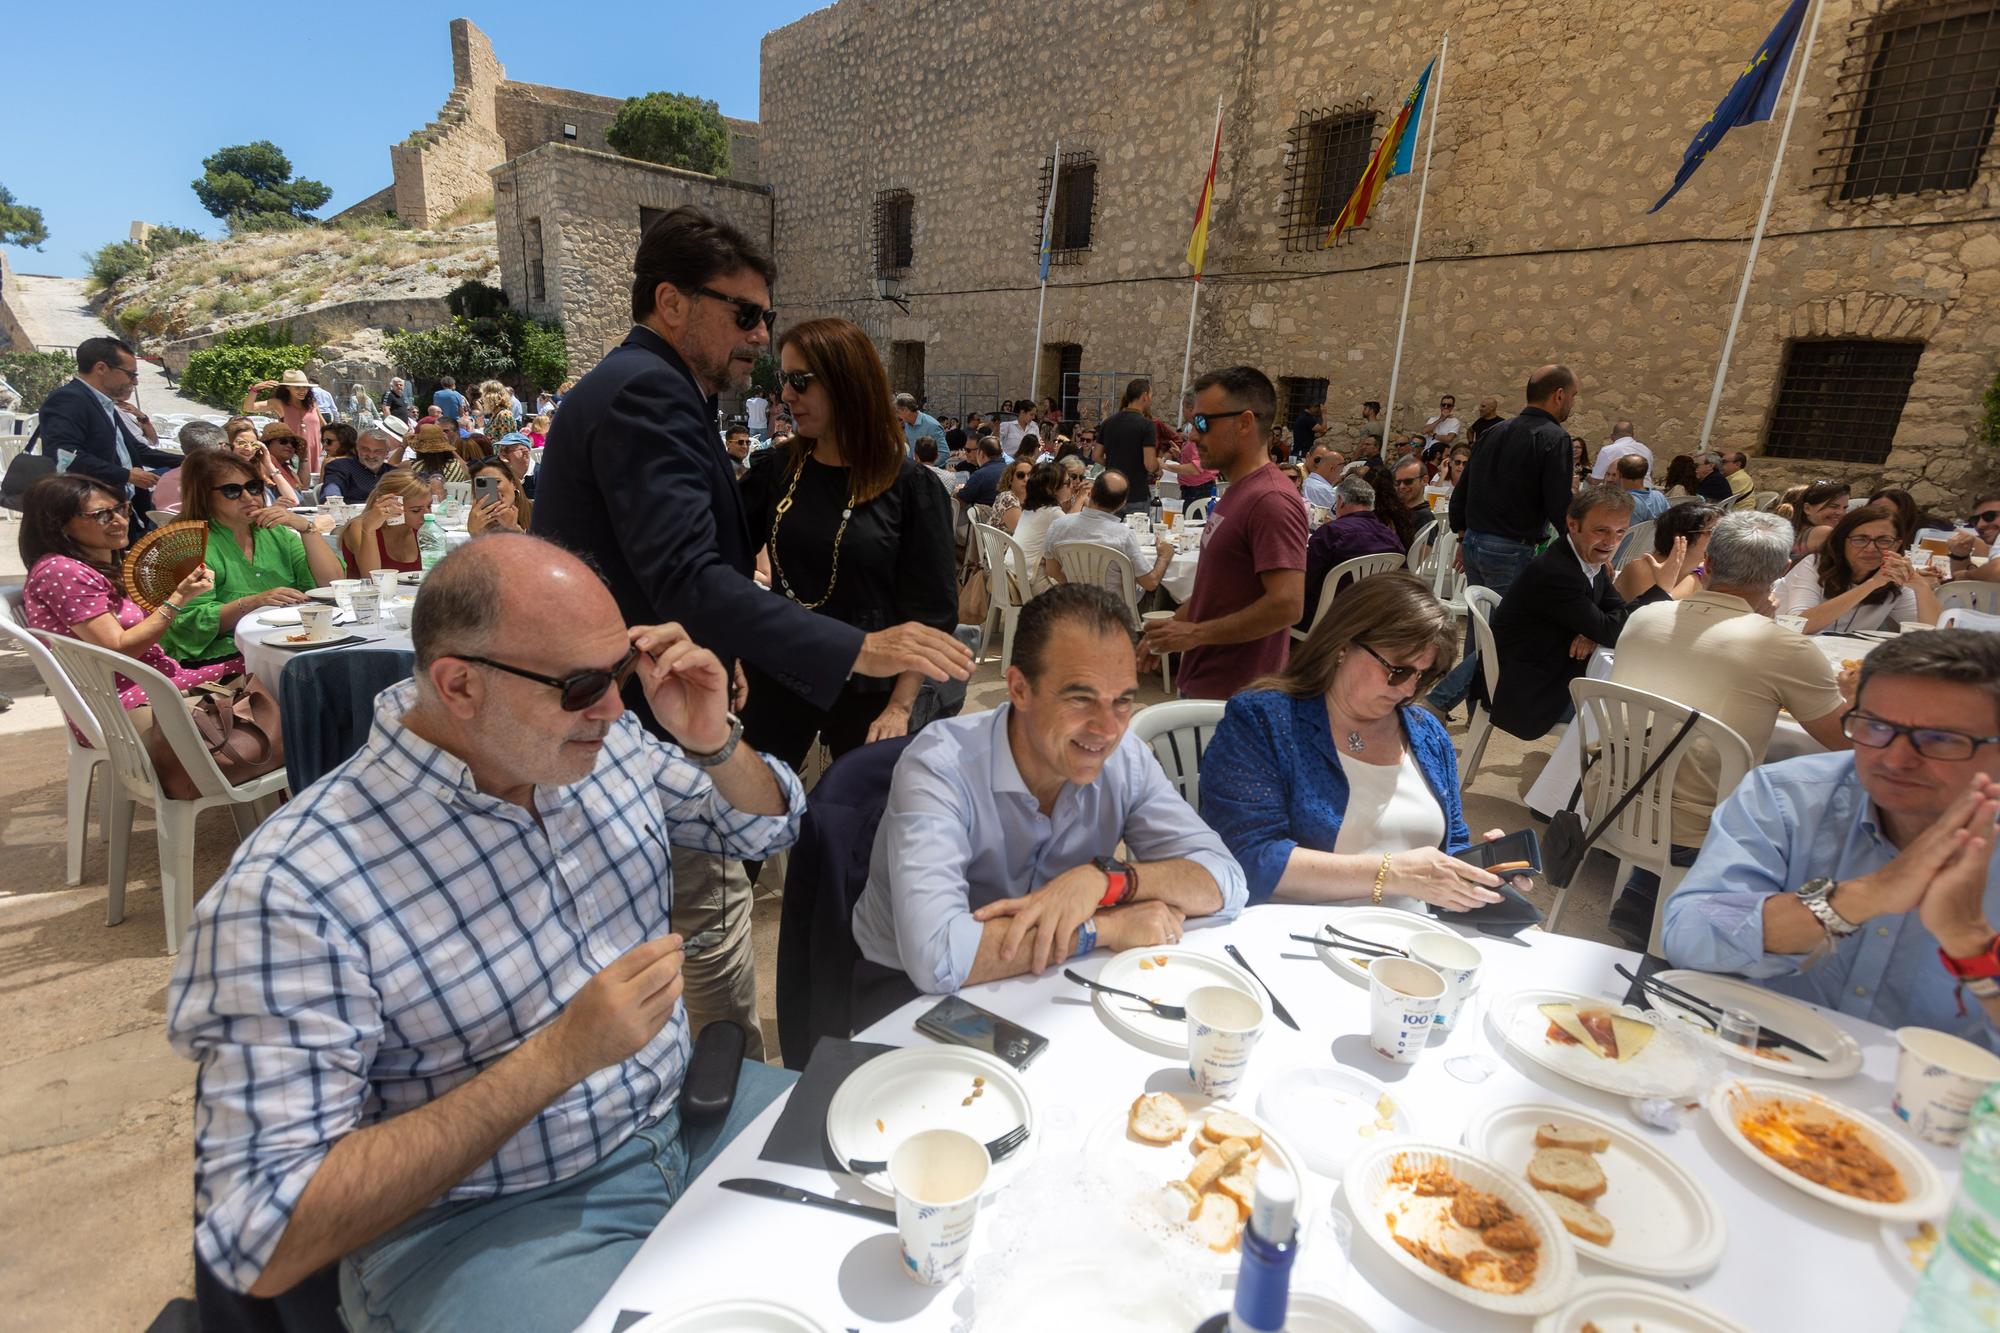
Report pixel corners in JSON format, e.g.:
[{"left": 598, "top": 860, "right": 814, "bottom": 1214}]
[
  {"left": 1185, "top": 110, "right": 1224, "bottom": 276},
  {"left": 1649, "top": 0, "right": 1811, "bottom": 211},
  {"left": 1038, "top": 138, "right": 1063, "bottom": 281},
  {"left": 1326, "top": 56, "right": 1436, "bottom": 245}
]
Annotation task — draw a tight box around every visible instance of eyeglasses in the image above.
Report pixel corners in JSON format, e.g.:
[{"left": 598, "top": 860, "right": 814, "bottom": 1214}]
[
  {"left": 76, "top": 504, "right": 129, "bottom": 527},
  {"left": 778, "top": 370, "right": 816, "bottom": 393},
  {"left": 1975, "top": 510, "right": 2000, "bottom": 525},
  {"left": 212, "top": 483, "right": 255, "bottom": 501},
  {"left": 456, "top": 645, "right": 641, "bottom": 711},
  {"left": 686, "top": 285, "right": 777, "bottom": 332},
  {"left": 1191, "top": 408, "right": 1252, "bottom": 434},
  {"left": 1846, "top": 534, "right": 1900, "bottom": 551},
  {"left": 1843, "top": 711, "right": 2000, "bottom": 761},
  {"left": 1357, "top": 641, "right": 1426, "bottom": 688}
]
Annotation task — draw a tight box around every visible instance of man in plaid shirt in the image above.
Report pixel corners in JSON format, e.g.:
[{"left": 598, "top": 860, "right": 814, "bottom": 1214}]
[{"left": 168, "top": 534, "right": 807, "bottom": 1331}]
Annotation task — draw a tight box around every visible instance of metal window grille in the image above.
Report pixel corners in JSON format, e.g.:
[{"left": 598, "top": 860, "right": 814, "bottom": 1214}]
[
  {"left": 525, "top": 218, "right": 545, "bottom": 304},
  {"left": 1034, "top": 152, "right": 1098, "bottom": 264},
  {"left": 1279, "top": 377, "right": 1331, "bottom": 433},
  {"left": 1819, "top": 0, "right": 2000, "bottom": 202},
  {"left": 1763, "top": 339, "right": 1925, "bottom": 464},
  {"left": 1282, "top": 103, "right": 1379, "bottom": 251},
  {"left": 874, "top": 190, "right": 915, "bottom": 276}
]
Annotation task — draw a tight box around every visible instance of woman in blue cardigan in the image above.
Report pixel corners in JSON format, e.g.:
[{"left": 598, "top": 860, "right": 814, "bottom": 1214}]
[{"left": 1201, "top": 572, "right": 1508, "bottom": 911}]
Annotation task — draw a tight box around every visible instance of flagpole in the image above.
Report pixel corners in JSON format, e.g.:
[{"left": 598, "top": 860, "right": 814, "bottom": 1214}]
[
  {"left": 1698, "top": 0, "right": 1825, "bottom": 451},
  {"left": 1029, "top": 138, "right": 1061, "bottom": 408},
  {"left": 1382, "top": 31, "right": 1447, "bottom": 449},
  {"left": 1029, "top": 279, "right": 1050, "bottom": 404},
  {"left": 1179, "top": 95, "right": 1224, "bottom": 426}
]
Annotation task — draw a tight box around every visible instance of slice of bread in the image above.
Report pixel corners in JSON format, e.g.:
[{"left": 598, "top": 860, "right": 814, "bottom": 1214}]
[
  {"left": 1214, "top": 1136, "right": 1253, "bottom": 1169},
  {"left": 1538, "top": 1188, "right": 1616, "bottom": 1246},
  {"left": 1129, "top": 1092, "right": 1189, "bottom": 1144},
  {"left": 1201, "top": 1110, "right": 1264, "bottom": 1148},
  {"left": 1165, "top": 1179, "right": 1201, "bottom": 1220},
  {"left": 1216, "top": 1162, "right": 1261, "bottom": 1217},
  {"left": 1534, "top": 1121, "right": 1612, "bottom": 1154},
  {"left": 1194, "top": 1192, "right": 1241, "bottom": 1252},
  {"left": 1187, "top": 1146, "right": 1229, "bottom": 1193},
  {"left": 1528, "top": 1147, "right": 1608, "bottom": 1202}
]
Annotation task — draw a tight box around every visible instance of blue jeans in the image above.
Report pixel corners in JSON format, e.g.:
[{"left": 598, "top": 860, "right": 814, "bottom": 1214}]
[
  {"left": 339, "top": 1059, "right": 797, "bottom": 1333},
  {"left": 1428, "top": 531, "right": 1541, "bottom": 712}
]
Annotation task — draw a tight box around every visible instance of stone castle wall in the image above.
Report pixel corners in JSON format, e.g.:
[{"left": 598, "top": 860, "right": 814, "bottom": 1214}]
[
  {"left": 0, "top": 251, "right": 35, "bottom": 354},
  {"left": 760, "top": 0, "right": 2000, "bottom": 506},
  {"left": 492, "top": 144, "right": 773, "bottom": 372}
]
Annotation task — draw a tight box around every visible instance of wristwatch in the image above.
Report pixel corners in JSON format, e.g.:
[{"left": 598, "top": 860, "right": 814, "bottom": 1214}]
[
  {"left": 1797, "top": 877, "right": 1860, "bottom": 938},
  {"left": 682, "top": 712, "right": 744, "bottom": 769},
  {"left": 1094, "top": 856, "right": 1137, "bottom": 908}
]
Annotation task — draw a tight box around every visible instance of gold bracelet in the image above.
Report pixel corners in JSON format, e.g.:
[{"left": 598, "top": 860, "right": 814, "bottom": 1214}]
[{"left": 1373, "top": 853, "right": 1391, "bottom": 906}]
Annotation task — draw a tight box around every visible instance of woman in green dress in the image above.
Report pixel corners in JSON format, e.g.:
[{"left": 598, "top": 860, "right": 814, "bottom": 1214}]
[{"left": 159, "top": 450, "right": 345, "bottom": 669}]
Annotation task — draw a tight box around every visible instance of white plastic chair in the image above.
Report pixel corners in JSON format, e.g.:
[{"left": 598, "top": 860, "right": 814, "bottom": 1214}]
[
  {"left": 959, "top": 502, "right": 990, "bottom": 577},
  {"left": 1565, "top": 679, "right": 1754, "bottom": 948},
  {"left": 1427, "top": 528, "right": 1466, "bottom": 615},
  {"left": 1750, "top": 490, "right": 1782, "bottom": 513},
  {"left": 972, "top": 522, "right": 1035, "bottom": 671},
  {"left": 1615, "top": 519, "right": 1656, "bottom": 575},
  {"left": 1458, "top": 585, "right": 1504, "bottom": 791},
  {"left": 0, "top": 592, "right": 109, "bottom": 888},
  {"left": 1405, "top": 525, "right": 1441, "bottom": 585},
  {"left": 1130, "top": 699, "right": 1225, "bottom": 810},
  {"left": 1938, "top": 582, "right": 2000, "bottom": 617},
  {"left": 1293, "top": 551, "right": 1405, "bottom": 642},
  {"left": 1938, "top": 604, "right": 2000, "bottom": 630},
  {"left": 1184, "top": 496, "right": 1214, "bottom": 524},
  {"left": 33, "top": 633, "right": 288, "bottom": 954},
  {"left": 1052, "top": 540, "right": 1173, "bottom": 690}
]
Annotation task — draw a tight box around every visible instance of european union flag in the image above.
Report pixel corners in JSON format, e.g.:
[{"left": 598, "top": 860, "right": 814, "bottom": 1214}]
[{"left": 1649, "top": 0, "right": 1811, "bottom": 212}]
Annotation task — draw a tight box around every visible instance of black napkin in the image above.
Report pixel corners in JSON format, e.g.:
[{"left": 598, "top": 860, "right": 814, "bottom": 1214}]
[
  {"left": 757, "top": 1036, "right": 897, "bottom": 1171},
  {"left": 1619, "top": 952, "right": 1676, "bottom": 1009},
  {"left": 1458, "top": 881, "right": 1546, "bottom": 937},
  {"left": 612, "top": 1313, "right": 647, "bottom": 1333}
]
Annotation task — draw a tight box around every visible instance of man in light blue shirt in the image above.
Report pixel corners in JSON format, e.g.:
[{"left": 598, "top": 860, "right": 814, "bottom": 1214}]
[
  {"left": 431, "top": 376, "right": 466, "bottom": 425},
  {"left": 895, "top": 393, "right": 947, "bottom": 458},
  {"left": 1663, "top": 631, "right": 2000, "bottom": 1051},
  {"left": 1301, "top": 445, "right": 1342, "bottom": 510},
  {"left": 852, "top": 585, "right": 1248, "bottom": 995}
]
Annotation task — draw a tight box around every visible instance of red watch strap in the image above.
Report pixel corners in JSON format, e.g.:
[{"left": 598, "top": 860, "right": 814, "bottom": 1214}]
[
  {"left": 1938, "top": 937, "right": 2000, "bottom": 979},
  {"left": 1097, "top": 870, "right": 1127, "bottom": 908}
]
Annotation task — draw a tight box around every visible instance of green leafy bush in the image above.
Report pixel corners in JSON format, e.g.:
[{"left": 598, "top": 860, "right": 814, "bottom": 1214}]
[
  {"left": 386, "top": 312, "right": 570, "bottom": 402},
  {"left": 226, "top": 209, "right": 311, "bottom": 236},
  {"left": 606, "top": 92, "right": 730, "bottom": 175},
  {"left": 1984, "top": 369, "right": 2000, "bottom": 450},
  {"left": 0, "top": 350, "right": 75, "bottom": 411},
  {"left": 179, "top": 328, "right": 318, "bottom": 411},
  {"left": 516, "top": 321, "right": 569, "bottom": 396},
  {"left": 87, "top": 240, "right": 153, "bottom": 290},
  {"left": 446, "top": 280, "right": 511, "bottom": 321},
  {"left": 146, "top": 224, "right": 204, "bottom": 255},
  {"left": 191, "top": 141, "right": 331, "bottom": 223},
  {"left": 0, "top": 184, "right": 48, "bottom": 249}
]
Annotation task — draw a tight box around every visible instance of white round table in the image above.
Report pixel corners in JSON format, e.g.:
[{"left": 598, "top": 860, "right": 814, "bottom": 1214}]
[{"left": 236, "top": 598, "right": 416, "bottom": 685}]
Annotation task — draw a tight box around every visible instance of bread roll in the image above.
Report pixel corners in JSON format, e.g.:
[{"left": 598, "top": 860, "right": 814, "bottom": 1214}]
[
  {"left": 1128, "top": 1091, "right": 1189, "bottom": 1144},
  {"left": 1534, "top": 1121, "right": 1612, "bottom": 1154},
  {"left": 1201, "top": 1110, "right": 1264, "bottom": 1148},
  {"left": 1538, "top": 1188, "right": 1616, "bottom": 1246}
]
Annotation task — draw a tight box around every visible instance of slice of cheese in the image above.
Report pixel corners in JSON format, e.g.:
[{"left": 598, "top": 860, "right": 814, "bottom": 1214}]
[
  {"left": 1539, "top": 1002, "right": 1609, "bottom": 1058},
  {"left": 1610, "top": 1014, "right": 1656, "bottom": 1064}
]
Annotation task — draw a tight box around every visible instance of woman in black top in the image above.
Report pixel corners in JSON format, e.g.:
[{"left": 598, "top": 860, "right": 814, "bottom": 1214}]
[{"left": 739, "top": 317, "right": 958, "bottom": 768}]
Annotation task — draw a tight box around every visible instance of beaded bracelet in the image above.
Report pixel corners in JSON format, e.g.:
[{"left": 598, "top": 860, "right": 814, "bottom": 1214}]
[{"left": 1372, "top": 852, "right": 1391, "bottom": 905}]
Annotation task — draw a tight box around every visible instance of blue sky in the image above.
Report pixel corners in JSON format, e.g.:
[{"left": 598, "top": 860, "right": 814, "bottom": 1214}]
[{"left": 1, "top": 1, "right": 823, "bottom": 278}]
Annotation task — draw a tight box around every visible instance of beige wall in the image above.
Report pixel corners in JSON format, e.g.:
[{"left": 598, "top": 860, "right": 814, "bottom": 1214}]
[{"left": 760, "top": 0, "right": 2000, "bottom": 506}]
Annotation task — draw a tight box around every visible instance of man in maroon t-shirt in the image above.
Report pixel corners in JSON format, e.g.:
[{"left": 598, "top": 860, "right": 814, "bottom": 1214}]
[{"left": 1140, "top": 366, "right": 1307, "bottom": 699}]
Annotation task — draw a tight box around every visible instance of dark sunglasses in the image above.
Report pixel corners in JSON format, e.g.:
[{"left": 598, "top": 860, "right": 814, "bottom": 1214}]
[
  {"left": 77, "top": 504, "right": 130, "bottom": 527},
  {"left": 457, "top": 645, "right": 641, "bottom": 711},
  {"left": 1191, "top": 408, "right": 1252, "bottom": 434},
  {"left": 687, "top": 285, "right": 777, "bottom": 332},
  {"left": 1357, "top": 641, "right": 1428, "bottom": 688},
  {"left": 778, "top": 370, "right": 817, "bottom": 393},
  {"left": 1975, "top": 510, "right": 2000, "bottom": 525},
  {"left": 212, "top": 483, "right": 255, "bottom": 501},
  {"left": 1842, "top": 711, "right": 2000, "bottom": 762}
]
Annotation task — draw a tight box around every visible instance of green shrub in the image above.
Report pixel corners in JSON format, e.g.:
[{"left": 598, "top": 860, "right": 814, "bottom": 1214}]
[
  {"left": 516, "top": 321, "right": 569, "bottom": 396},
  {"left": 179, "top": 331, "right": 318, "bottom": 411},
  {"left": 0, "top": 350, "right": 75, "bottom": 411},
  {"left": 1984, "top": 369, "right": 2000, "bottom": 449},
  {"left": 192, "top": 141, "right": 331, "bottom": 223},
  {"left": 87, "top": 240, "right": 153, "bottom": 290},
  {"left": 446, "top": 280, "right": 511, "bottom": 321},
  {"left": 226, "top": 209, "right": 311, "bottom": 235},
  {"left": 385, "top": 319, "right": 515, "bottom": 390},
  {"left": 146, "top": 225, "right": 204, "bottom": 255},
  {"left": 606, "top": 92, "right": 730, "bottom": 175}
]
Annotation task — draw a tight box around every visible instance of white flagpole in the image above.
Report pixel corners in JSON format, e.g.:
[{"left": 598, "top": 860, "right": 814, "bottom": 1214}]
[
  {"left": 1382, "top": 32, "right": 1447, "bottom": 449},
  {"left": 1029, "top": 138, "right": 1061, "bottom": 407},
  {"left": 1698, "top": 0, "right": 1825, "bottom": 450},
  {"left": 1178, "top": 95, "right": 1225, "bottom": 427}
]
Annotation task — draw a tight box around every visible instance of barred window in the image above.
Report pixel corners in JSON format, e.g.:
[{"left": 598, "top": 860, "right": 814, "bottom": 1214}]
[
  {"left": 1823, "top": 0, "right": 2000, "bottom": 201},
  {"left": 1034, "top": 152, "right": 1098, "bottom": 264},
  {"left": 1763, "top": 339, "right": 1924, "bottom": 464},
  {"left": 1282, "top": 104, "right": 1378, "bottom": 250},
  {"left": 1279, "top": 377, "right": 1331, "bottom": 431},
  {"left": 874, "top": 189, "right": 914, "bottom": 276},
  {"left": 525, "top": 217, "right": 545, "bottom": 305}
]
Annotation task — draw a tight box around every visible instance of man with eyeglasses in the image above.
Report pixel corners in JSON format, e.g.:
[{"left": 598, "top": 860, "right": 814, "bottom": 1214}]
[
  {"left": 533, "top": 205, "right": 972, "bottom": 1061},
  {"left": 30, "top": 335, "right": 182, "bottom": 536},
  {"left": 1664, "top": 630, "right": 2000, "bottom": 1051},
  {"left": 168, "top": 535, "right": 807, "bottom": 1329}
]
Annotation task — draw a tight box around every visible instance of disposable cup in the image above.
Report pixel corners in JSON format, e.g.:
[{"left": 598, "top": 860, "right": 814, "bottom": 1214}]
[
  {"left": 1893, "top": 1026, "right": 2000, "bottom": 1146},
  {"left": 369, "top": 568, "right": 400, "bottom": 599},
  {"left": 1185, "top": 985, "right": 1266, "bottom": 1099},
  {"left": 1367, "top": 957, "right": 1445, "bottom": 1064},
  {"left": 348, "top": 587, "right": 381, "bottom": 626},
  {"left": 297, "top": 605, "right": 335, "bottom": 642},
  {"left": 889, "top": 1129, "right": 989, "bottom": 1285},
  {"left": 1406, "top": 933, "right": 1481, "bottom": 1034},
  {"left": 330, "top": 579, "right": 366, "bottom": 616},
  {"left": 382, "top": 496, "right": 406, "bottom": 526}
]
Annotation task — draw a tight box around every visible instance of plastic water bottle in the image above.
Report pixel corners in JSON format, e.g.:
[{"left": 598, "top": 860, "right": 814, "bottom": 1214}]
[
  {"left": 418, "top": 513, "right": 446, "bottom": 571},
  {"left": 1194, "top": 1172, "right": 1298, "bottom": 1333},
  {"left": 1903, "top": 1085, "right": 2000, "bottom": 1331}
]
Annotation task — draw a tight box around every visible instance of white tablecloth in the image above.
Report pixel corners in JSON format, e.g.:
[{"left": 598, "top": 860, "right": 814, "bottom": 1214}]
[
  {"left": 582, "top": 904, "right": 1948, "bottom": 1333},
  {"left": 237, "top": 601, "right": 415, "bottom": 684}
]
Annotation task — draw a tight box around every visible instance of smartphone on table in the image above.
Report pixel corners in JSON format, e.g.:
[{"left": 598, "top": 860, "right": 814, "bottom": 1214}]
[{"left": 915, "top": 995, "right": 1050, "bottom": 1070}]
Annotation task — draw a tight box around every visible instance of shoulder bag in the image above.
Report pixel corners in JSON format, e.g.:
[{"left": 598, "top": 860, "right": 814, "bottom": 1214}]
[{"left": 1542, "top": 709, "right": 1702, "bottom": 888}]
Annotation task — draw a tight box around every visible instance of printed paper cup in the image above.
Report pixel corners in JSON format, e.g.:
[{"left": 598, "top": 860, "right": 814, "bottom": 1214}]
[
  {"left": 1369, "top": 957, "right": 1444, "bottom": 1063},
  {"left": 1893, "top": 1026, "right": 2000, "bottom": 1146},
  {"left": 889, "top": 1129, "right": 989, "bottom": 1285},
  {"left": 1185, "top": 985, "right": 1266, "bottom": 1098}
]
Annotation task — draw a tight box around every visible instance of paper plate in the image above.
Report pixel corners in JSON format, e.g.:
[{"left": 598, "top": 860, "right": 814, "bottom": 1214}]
[
  {"left": 1463, "top": 1101, "right": 1726, "bottom": 1279},
  {"left": 1084, "top": 1094, "right": 1313, "bottom": 1275},
  {"left": 1281, "top": 1292, "right": 1377, "bottom": 1332},
  {"left": 258, "top": 630, "right": 371, "bottom": 652},
  {"left": 624, "top": 1299, "right": 828, "bottom": 1332},
  {"left": 304, "top": 587, "right": 339, "bottom": 602},
  {"left": 824, "top": 1045, "right": 1036, "bottom": 1200},
  {"left": 1089, "top": 946, "right": 1260, "bottom": 1056},
  {"left": 1257, "top": 1065, "right": 1417, "bottom": 1178},
  {"left": 1647, "top": 970, "right": 1863, "bottom": 1080},
  {"left": 1307, "top": 906, "right": 1458, "bottom": 988},
  {"left": 1343, "top": 1140, "right": 1577, "bottom": 1316},
  {"left": 1531, "top": 1276, "right": 1751, "bottom": 1333},
  {"left": 1879, "top": 1213, "right": 1947, "bottom": 1290},
  {"left": 1706, "top": 1078, "right": 1948, "bottom": 1222},
  {"left": 1495, "top": 989, "right": 1707, "bottom": 1099}
]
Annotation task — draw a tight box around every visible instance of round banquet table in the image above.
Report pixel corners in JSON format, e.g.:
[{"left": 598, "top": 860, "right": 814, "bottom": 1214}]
[
  {"left": 580, "top": 904, "right": 1954, "bottom": 1333},
  {"left": 235, "top": 598, "right": 416, "bottom": 684}
]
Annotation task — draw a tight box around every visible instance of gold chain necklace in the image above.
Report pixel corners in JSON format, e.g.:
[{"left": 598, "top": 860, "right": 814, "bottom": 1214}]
[{"left": 768, "top": 456, "right": 858, "bottom": 611}]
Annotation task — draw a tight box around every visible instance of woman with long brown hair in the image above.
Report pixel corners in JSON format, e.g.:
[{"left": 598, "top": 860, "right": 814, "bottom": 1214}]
[
  {"left": 1197, "top": 572, "right": 1507, "bottom": 911},
  {"left": 1777, "top": 501, "right": 1941, "bottom": 635},
  {"left": 738, "top": 316, "right": 957, "bottom": 765},
  {"left": 1788, "top": 478, "right": 1850, "bottom": 560}
]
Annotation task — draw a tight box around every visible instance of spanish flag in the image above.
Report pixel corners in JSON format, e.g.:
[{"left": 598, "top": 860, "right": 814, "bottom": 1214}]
[
  {"left": 1327, "top": 57, "right": 1436, "bottom": 245},
  {"left": 1185, "top": 106, "right": 1224, "bottom": 277}
]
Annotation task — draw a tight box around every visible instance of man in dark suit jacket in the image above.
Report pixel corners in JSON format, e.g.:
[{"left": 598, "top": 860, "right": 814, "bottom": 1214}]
[
  {"left": 530, "top": 205, "right": 970, "bottom": 1060},
  {"left": 1488, "top": 485, "right": 1680, "bottom": 740},
  {"left": 33, "top": 336, "right": 182, "bottom": 534}
]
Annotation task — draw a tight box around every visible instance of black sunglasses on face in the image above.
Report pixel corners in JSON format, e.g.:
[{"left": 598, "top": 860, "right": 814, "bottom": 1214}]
[
  {"left": 77, "top": 504, "right": 129, "bottom": 527},
  {"left": 687, "top": 285, "right": 777, "bottom": 332},
  {"left": 1357, "top": 641, "right": 1427, "bottom": 688},
  {"left": 1191, "top": 408, "right": 1252, "bottom": 434},
  {"left": 457, "top": 645, "right": 641, "bottom": 711},
  {"left": 1975, "top": 510, "right": 2000, "bottom": 525},
  {"left": 213, "top": 483, "right": 255, "bottom": 501},
  {"left": 778, "top": 370, "right": 816, "bottom": 393}
]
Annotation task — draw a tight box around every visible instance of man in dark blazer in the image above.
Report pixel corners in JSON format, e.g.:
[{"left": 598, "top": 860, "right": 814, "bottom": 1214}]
[
  {"left": 530, "top": 205, "right": 970, "bottom": 1060},
  {"left": 33, "top": 336, "right": 182, "bottom": 534},
  {"left": 1488, "top": 485, "right": 1680, "bottom": 740}
]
